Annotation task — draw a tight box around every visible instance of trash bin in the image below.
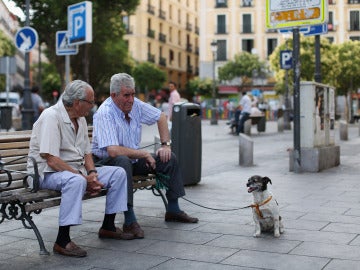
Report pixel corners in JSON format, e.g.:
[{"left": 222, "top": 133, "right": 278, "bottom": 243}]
[
  {"left": 0, "top": 106, "right": 12, "bottom": 130},
  {"left": 171, "top": 102, "right": 202, "bottom": 185}
]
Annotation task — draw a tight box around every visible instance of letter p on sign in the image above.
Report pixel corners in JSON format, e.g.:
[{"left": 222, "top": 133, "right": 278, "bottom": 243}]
[{"left": 280, "top": 50, "right": 292, "bottom": 70}]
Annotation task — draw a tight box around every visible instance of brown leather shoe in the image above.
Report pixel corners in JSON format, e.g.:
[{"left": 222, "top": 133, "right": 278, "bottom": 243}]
[
  {"left": 165, "top": 211, "right": 199, "bottom": 223},
  {"left": 53, "top": 241, "right": 87, "bottom": 257},
  {"left": 123, "top": 222, "right": 144, "bottom": 239},
  {"left": 98, "top": 227, "right": 135, "bottom": 240}
]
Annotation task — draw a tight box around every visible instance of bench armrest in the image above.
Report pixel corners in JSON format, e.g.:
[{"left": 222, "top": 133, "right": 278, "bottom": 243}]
[{"left": 26, "top": 156, "right": 41, "bottom": 192}]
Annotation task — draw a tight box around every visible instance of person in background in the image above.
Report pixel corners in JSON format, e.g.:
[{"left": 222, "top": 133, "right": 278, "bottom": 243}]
[
  {"left": 91, "top": 73, "right": 199, "bottom": 240},
  {"left": 236, "top": 91, "right": 252, "bottom": 135},
  {"left": 27, "top": 80, "right": 132, "bottom": 258},
  {"left": 167, "top": 81, "right": 181, "bottom": 121},
  {"left": 30, "top": 86, "right": 45, "bottom": 122}
]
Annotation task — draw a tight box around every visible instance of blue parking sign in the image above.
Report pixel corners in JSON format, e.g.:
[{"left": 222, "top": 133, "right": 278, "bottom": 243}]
[
  {"left": 280, "top": 50, "right": 293, "bottom": 70},
  {"left": 67, "top": 1, "right": 92, "bottom": 45}
]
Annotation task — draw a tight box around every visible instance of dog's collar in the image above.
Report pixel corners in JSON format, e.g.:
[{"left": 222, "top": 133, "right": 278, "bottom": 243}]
[{"left": 251, "top": 196, "right": 272, "bottom": 219}]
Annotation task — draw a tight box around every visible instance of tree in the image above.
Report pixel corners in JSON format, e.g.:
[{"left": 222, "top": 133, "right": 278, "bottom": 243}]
[
  {"left": 133, "top": 62, "right": 167, "bottom": 98},
  {"left": 218, "top": 51, "right": 268, "bottom": 90},
  {"left": 0, "top": 30, "right": 16, "bottom": 91},
  {"left": 186, "top": 77, "right": 213, "bottom": 97},
  {"left": 12, "top": 0, "right": 139, "bottom": 96}
]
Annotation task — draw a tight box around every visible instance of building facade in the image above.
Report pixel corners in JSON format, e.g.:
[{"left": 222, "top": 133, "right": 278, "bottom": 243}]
[
  {"left": 199, "top": 0, "right": 360, "bottom": 92},
  {"left": 123, "top": 0, "right": 200, "bottom": 95}
]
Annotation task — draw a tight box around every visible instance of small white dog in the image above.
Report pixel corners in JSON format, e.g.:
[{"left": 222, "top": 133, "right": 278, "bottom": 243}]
[{"left": 246, "top": 175, "right": 284, "bottom": 237}]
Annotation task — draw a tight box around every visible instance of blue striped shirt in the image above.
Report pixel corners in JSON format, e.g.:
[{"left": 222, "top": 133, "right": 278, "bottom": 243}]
[{"left": 92, "top": 97, "right": 161, "bottom": 159}]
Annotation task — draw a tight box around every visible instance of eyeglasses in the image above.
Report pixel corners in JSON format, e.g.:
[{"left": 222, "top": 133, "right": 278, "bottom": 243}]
[{"left": 79, "top": 99, "right": 95, "bottom": 105}]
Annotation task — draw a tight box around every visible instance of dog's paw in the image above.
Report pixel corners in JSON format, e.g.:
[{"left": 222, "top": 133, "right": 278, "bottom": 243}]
[
  {"left": 274, "top": 232, "right": 280, "bottom": 237},
  {"left": 253, "top": 232, "right": 261, "bottom": 238}
]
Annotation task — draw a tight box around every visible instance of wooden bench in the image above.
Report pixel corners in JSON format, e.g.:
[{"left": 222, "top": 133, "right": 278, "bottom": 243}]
[{"left": 0, "top": 127, "right": 167, "bottom": 255}]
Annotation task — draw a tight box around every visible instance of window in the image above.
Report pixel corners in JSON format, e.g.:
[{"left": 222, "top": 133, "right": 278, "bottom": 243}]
[
  {"left": 242, "top": 39, "right": 254, "bottom": 53},
  {"left": 242, "top": 14, "right": 252, "bottom": 33},
  {"left": 217, "top": 15, "right": 226, "bottom": 34},
  {"left": 242, "top": 0, "right": 252, "bottom": 7},
  {"left": 350, "top": 36, "right": 360, "bottom": 41},
  {"left": 267, "top": 39, "right": 277, "bottom": 57},
  {"left": 216, "top": 40, "right": 227, "bottom": 61},
  {"left": 216, "top": 0, "right": 227, "bottom": 8},
  {"left": 326, "top": 37, "right": 334, "bottom": 43},
  {"left": 350, "top": 10, "right": 360, "bottom": 31}
]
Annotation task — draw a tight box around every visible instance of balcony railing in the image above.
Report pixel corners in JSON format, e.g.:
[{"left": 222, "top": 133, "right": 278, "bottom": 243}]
[
  {"left": 241, "top": 0, "right": 253, "bottom": 7},
  {"left": 348, "top": 0, "right": 360, "bottom": 3},
  {"left": 187, "top": 65, "right": 193, "bottom": 74},
  {"left": 159, "top": 56, "right": 166, "bottom": 67},
  {"left": 195, "top": 26, "right": 200, "bottom": 35},
  {"left": 240, "top": 24, "right": 253, "bottom": 34},
  {"left": 195, "top": 46, "right": 199, "bottom": 55},
  {"left": 159, "top": 33, "right": 166, "bottom": 43},
  {"left": 186, "top": 22, "right": 192, "bottom": 31},
  {"left": 147, "top": 53, "right": 155, "bottom": 63},
  {"left": 125, "top": 25, "right": 133, "bottom": 34},
  {"left": 186, "top": 44, "right": 192, "bottom": 52},
  {"left": 147, "top": 29, "right": 155, "bottom": 38},
  {"left": 147, "top": 4, "right": 155, "bottom": 15},
  {"left": 159, "top": 9, "right": 166, "bottom": 20},
  {"left": 215, "top": 0, "right": 227, "bottom": 8}
]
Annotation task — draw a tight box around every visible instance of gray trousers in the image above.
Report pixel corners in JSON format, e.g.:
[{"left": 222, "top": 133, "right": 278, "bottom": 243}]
[{"left": 93, "top": 153, "right": 186, "bottom": 207}]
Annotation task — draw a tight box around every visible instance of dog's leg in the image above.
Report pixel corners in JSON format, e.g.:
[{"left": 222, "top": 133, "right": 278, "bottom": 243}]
[
  {"left": 273, "top": 217, "right": 280, "bottom": 237},
  {"left": 253, "top": 213, "right": 261, "bottom": 237},
  {"left": 279, "top": 216, "right": 284, "bottom": 234}
]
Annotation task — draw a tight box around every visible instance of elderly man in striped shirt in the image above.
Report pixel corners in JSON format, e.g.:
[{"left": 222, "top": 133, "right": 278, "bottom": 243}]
[{"left": 92, "top": 73, "right": 198, "bottom": 239}]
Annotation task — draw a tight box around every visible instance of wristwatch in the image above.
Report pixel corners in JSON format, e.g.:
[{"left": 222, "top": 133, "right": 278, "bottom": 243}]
[{"left": 161, "top": 141, "right": 172, "bottom": 146}]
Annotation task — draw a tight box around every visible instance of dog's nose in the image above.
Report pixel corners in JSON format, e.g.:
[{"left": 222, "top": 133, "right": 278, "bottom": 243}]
[{"left": 246, "top": 182, "right": 250, "bottom": 187}]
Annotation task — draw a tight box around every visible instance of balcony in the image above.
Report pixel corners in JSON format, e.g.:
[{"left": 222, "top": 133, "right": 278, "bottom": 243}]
[
  {"left": 266, "top": 28, "right": 278, "bottom": 33},
  {"left": 159, "top": 56, "right": 166, "bottom": 67},
  {"left": 241, "top": 0, "right": 253, "bottom": 7},
  {"left": 147, "top": 4, "right": 155, "bottom": 15},
  {"left": 159, "top": 9, "right": 166, "bottom": 20},
  {"left": 187, "top": 65, "right": 193, "bottom": 74},
  {"left": 186, "top": 22, "right": 192, "bottom": 32},
  {"left": 186, "top": 44, "right": 192, "bottom": 52},
  {"left": 159, "top": 33, "right": 166, "bottom": 43},
  {"left": 125, "top": 25, "right": 133, "bottom": 34},
  {"left": 348, "top": 0, "right": 360, "bottom": 3},
  {"left": 147, "top": 53, "right": 155, "bottom": 63},
  {"left": 195, "top": 46, "right": 199, "bottom": 55},
  {"left": 195, "top": 26, "right": 200, "bottom": 35},
  {"left": 349, "top": 24, "right": 360, "bottom": 31},
  {"left": 195, "top": 67, "right": 199, "bottom": 76},
  {"left": 147, "top": 29, "right": 155, "bottom": 38}
]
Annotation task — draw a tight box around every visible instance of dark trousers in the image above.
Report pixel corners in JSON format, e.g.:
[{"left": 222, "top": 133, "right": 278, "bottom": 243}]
[
  {"left": 93, "top": 153, "right": 185, "bottom": 207},
  {"left": 237, "top": 112, "right": 250, "bottom": 134}
]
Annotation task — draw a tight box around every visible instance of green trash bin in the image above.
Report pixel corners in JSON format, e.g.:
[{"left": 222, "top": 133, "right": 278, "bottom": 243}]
[
  {"left": 0, "top": 106, "right": 13, "bottom": 130},
  {"left": 171, "top": 102, "right": 202, "bottom": 185}
]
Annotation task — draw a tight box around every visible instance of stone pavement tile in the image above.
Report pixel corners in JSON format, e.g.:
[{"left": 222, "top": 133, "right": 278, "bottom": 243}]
[
  {"left": 0, "top": 220, "right": 23, "bottom": 233},
  {"left": 280, "top": 228, "right": 356, "bottom": 244},
  {"left": 141, "top": 226, "right": 222, "bottom": 244},
  {"left": 137, "top": 241, "right": 238, "bottom": 263},
  {"left": 349, "top": 235, "right": 360, "bottom": 245},
  {"left": 193, "top": 222, "right": 254, "bottom": 237},
  {"left": 189, "top": 211, "right": 253, "bottom": 225},
  {"left": 0, "top": 234, "right": 24, "bottom": 247},
  {"left": 281, "top": 203, "right": 349, "bottom": 215},
  {"left": 300, "top": 212, "right": 360, "bottom": 225},
  {"left": 152, "top": 258, "right": 262, "bottom": 270},
  {"left": 324, "top": 259, "right": 360, "bottom": 270},
  {"left": 222, "top": 250, "right": 330, "bottom": 270},
  {"left": 291, "top": 241, "right": 360, "bottom": 261},
  {"left": 345, "top": 208, "right": 360, "bottom": 216},
  {"left": 205, "top": 234, "right": 301, "bottom": 254},
  {"left": 321, "top": 222, "right": 360, "bottom": 234},
  {"left": 284, "top": 219, "right": 329, "bottom": 231}
]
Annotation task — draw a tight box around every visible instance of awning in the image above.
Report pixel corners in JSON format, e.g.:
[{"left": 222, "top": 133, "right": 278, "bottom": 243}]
[{"left": 218, "top": 85, "right": 239, "bottom": 94}]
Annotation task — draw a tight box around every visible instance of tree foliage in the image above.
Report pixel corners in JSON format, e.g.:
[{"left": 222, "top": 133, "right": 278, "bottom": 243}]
[
  {"left": 186, "top": 77, "right": 214, "bottom": 97},
  {"left": 133, "top": 62, "right": 167, "bottom": 94},
  {"left": 12, "top": 0, "right": 139, "bottom": 97},
  {"left": 218, "top": 51, "right": 267, "bottom": 87},
  {"left": 0, "top": 30, "right": 16, "bottom": 91}
]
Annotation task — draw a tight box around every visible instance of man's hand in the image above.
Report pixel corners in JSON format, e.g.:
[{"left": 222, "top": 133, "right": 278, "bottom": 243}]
[
  {"left": 144, "top": 152, "right": 156, "bottom": 170},
  {"left": 156, "top": 146, "right": 171, "bottom": 163},
  {"left": 85, "top": 172, "right": 104, "bottom": 196}
]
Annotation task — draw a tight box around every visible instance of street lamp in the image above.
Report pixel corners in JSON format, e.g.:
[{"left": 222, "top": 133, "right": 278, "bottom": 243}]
[{"left": 210, "top": 40, "right": 218, "bottom": 125}]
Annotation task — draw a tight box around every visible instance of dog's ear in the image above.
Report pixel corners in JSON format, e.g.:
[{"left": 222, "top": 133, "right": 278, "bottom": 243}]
[{"left": 263, "top": 176, "right": 272, "bottom": 185}]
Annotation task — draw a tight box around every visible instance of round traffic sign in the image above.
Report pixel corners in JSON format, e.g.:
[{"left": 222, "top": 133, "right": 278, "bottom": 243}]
[{"left": 14, "top": 26, "right": 38, "bottom": 52}]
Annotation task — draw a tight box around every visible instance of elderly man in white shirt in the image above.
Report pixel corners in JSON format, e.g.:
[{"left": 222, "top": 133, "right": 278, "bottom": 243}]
[{"left": 27, "top": 80, "right": 133, "bottom": 258}]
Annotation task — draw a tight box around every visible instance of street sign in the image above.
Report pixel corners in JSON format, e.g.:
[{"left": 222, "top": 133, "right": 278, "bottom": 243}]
[
  {"left": 266, "top": 0, "right": 328, "bottom": 29},
  {"left": 56, "top": 31, "right": 78, "bottom": 56},
  {"left": 67, "top": 1, "right": 92, "bottom": 45},
  {"left": 0, "top": 57, "right": 16, "bottom": 74},
  {"left": 14, "top": 26, "right": 38, "bottom": 52},
  {"left": 279, "top": 24, "right": 328, "bottom": 36},
  {"left": 280, "top": 50, "right": 293, "bottom": 70}
]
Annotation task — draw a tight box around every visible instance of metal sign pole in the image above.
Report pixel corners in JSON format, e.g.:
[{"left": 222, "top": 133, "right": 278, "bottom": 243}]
[
  {"left": 21, "top": 0, "right": 34, "bottom": 130},
  {"left": 65, "top": 55, "right": 70, "bottom": 85},
  {"left": 293, "top": 28, "right": 301, "bottom": 173}
]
